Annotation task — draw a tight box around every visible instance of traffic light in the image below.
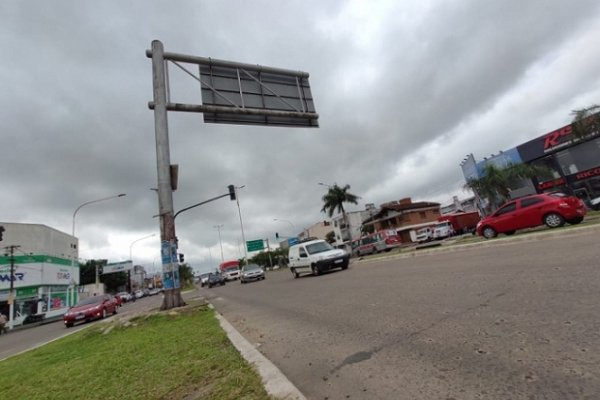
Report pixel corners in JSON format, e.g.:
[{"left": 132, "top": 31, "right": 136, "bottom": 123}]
[
  {"left": 275, "top": 232, "right": 279, "bottom": 239},
  {"left": 0, "top": 226, "right": 4, "bottom": 241},
  {"left": 178, "top": 253, "right": 184, "bottom": 263},
  {"left": 228, "top": 184, "right": 236, "bottom": 201}
]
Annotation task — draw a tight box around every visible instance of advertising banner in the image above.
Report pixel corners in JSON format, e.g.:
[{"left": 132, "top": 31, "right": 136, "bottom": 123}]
[{"left": 161, "top": 241, "right": 180, "bottom": 289}]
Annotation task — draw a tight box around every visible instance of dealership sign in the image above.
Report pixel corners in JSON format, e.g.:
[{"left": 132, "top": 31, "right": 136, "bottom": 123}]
[{"left": 0, "top": 258, "right": 79, "bottom": 290}]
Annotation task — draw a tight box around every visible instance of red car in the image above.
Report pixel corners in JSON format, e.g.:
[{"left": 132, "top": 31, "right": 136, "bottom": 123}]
[
  {"left": 476, "top": 192, "right": 587, "bottom": 239},
  {"left": 63, "top": 294, "right": 118, "bottom": 328}
]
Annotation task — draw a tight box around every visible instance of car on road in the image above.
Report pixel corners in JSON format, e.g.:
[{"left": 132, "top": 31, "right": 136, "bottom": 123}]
[
  {"left": 288, "top": 238, "right": 350, "bottom": 278},
  {"left": 199, "top": 273, "right": 211, "bottom": 287},
  {"left": 148, "top": 288, "right": 161, "bottom": 296},
  {"left": 240, "top": 264, "right": 265, "bottom": 283},
  {"left": 116, "top": 292, "right": 132, "bottom": 303},
  {"left": 134, "top": 290, "right": 144, "bottom": 299},
  {"left": 476, "top": 192, "right": 587, "bottom": 239},
  {"left": 63, "top": 294, "right": 118, "bottom": 328},
  {"left": 207, "top": 273, "right": 226, "bottom": 288}
]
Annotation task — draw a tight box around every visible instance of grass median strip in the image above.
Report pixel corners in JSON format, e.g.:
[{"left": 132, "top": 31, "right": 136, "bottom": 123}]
[{"left": 0, "top": 302, "right": 273, "bottom": 400}]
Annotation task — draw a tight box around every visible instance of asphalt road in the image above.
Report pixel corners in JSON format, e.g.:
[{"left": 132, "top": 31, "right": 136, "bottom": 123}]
[{"left": 205, "top": 228, "right": 600, "bottom": 400}]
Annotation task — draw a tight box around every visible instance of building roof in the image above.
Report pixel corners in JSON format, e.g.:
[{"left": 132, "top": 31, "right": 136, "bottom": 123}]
[{"left": 369, "top": 201, "right": 440, "bottom": 221}]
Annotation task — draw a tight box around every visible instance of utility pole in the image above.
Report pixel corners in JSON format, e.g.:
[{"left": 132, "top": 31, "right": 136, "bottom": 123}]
[
  {"left": 150, "top": 39, "right": 185, "bottom": 310},
  {"left": 5, "top": 245, "right": 20, "bottom": 331}
]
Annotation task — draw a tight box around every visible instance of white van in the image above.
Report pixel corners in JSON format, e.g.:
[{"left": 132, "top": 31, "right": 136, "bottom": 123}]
[{"left": 288, "top": 239, "right": 350, "bottom": 278}]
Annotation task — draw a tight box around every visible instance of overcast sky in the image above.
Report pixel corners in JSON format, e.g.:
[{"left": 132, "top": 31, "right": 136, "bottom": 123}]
[{"left": 2, "top": 1, "right": 600, "bottom": 274}]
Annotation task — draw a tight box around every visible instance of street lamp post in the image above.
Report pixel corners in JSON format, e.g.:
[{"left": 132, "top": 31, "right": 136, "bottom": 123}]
[
  {"left": 71, "top": 193, "right": 126, "bottom": 291},
  {"left": 213, "top": 224, "right": 225, "bottom": 263},
  {"left": 129, "top": 234, "right": 156, "bottom": 263},
  {"left": 273, "top": 218, "right": 296, "bottom": 236}
]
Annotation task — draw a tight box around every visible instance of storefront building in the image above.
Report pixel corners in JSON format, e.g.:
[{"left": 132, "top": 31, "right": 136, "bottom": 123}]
[
  {"left": 517, "top": 121, "right": 600, "bottom": 208},
  {"left": 0, "top": 223, "right": 79, "bottom": 329},
  {"left": 462, "top": 113, "right": 600, "bottom": 209}
]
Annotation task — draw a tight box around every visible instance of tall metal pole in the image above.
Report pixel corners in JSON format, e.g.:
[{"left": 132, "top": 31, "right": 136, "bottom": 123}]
[
  {"left": 214, "top": 224, "right": 224, "bottom": 263},
  {"left": 235, "top": 186, "right": 248, "bottom": 265},
  {"left": 151, "top": 40, "right": 185, "bottom": 310}
]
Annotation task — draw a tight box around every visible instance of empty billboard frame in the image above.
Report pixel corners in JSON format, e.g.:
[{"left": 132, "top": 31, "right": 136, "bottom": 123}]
[{"left": 148, "top": 48, "right": 319, "bottom": 128}]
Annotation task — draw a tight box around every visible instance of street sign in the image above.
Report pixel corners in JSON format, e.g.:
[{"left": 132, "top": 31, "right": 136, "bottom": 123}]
[
  {"left": 104, "top": 261, "right": 133, "bottom": 274},
  {"left": 246, "top": 239, "right": 265, "bottom": 252},
  {"left": 287, "top": 237, "right": 299, "bottom": 246}
]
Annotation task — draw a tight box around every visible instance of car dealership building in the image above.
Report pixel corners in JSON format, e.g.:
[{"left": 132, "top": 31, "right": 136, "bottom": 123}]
[
  {"left": 462, "top": 113, "right": 600, "bottom": 209},
  {"left": 0, "top": 222, "right": 79, "bottom": 329}
]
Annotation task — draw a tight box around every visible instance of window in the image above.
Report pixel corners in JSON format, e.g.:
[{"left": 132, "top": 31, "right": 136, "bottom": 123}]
[
  {"left": 299, "top": 248, "right": 307, "bottom": 257},
  {"left": 494, "top": 203, "right": 516, "bottom": 216},
  {"left": 555, "top": 138, "right": 600, "bottom": 176},
  {"left": 419, "top": 212, "right": 427, "bottom": 219},
  {"left": 520, "top": 197, "right": 544, "bottom": 208}
]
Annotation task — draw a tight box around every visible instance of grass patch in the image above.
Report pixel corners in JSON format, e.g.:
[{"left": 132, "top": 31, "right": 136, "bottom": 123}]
[{"left": 0, "top": 303, "right": 273, "bottom": 400}]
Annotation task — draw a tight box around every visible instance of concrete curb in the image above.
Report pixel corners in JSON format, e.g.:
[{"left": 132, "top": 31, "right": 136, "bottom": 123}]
[
  {"left": 354, "top": 221, "right": 600, "bottom": 264},
  {"left": 209, "top": 304, "right": 306, "bottom": 400}
]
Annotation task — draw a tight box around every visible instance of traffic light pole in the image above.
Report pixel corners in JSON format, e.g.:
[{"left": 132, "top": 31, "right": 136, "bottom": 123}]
[{"left": 174, "top": 192, "right": 230, "bottom": 219}]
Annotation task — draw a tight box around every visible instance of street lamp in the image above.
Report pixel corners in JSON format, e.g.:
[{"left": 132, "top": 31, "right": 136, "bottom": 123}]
[
  {"left": 213, "top": 224, "right": 224, "bottom": 263},
  {"left": 129, "top": 233, "right": 156, "bottom": 292},
  {"left": 318, "top": 182, "right": 333, "bottom": 188},
  {"left": 71, "top": 193, "right": 127, "bottom": 290},
  {"left": 129, "top": 233, "right": 156, "bottom": 263}
]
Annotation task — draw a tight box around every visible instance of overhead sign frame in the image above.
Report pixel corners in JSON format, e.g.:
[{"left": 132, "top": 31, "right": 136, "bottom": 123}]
[{"left": 146, "top": 49, "right": 319, "bottom": 128}]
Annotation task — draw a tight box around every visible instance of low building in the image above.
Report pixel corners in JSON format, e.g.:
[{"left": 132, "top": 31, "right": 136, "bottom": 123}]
[
  {"left": 331, "top": 203, "right": 378, "bottom": 247},
  {"left": 298, "top": 220, "right": 333, "bottom": 242},
  {"left": 362, "top": 198, "right": 441, "bottom": 243},
  {"left": 0, "top": 222, "right": 79, "bottom": 329},
  {"left": 440, "top": 196, "right": 478, "bottom": 214}
]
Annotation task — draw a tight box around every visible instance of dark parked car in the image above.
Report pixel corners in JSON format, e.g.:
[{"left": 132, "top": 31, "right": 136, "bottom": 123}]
[
  {"left": 476, "top": 192, "right": 587, "bottom": 239},
  {"left": 207, "top": 273, "right": 226, "bottom": 288},
  {"left": 63, "top": 294, "right": 118, "bottom": 328},
  {"left": 240, "top": 264, "right": 265, "bottom": 283}
]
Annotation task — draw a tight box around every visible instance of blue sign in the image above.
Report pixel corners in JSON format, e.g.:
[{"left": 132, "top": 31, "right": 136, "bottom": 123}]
[
  {"left": 160, "top": 240, "right": 180, "bottom": 289},
  {"left": 287, "top": 237, "right": 299, "bottom": 246}
]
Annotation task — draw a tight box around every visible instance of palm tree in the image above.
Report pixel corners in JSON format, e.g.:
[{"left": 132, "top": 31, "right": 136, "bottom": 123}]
[
  {"left": 570, "top": 104, "right": 600, "bottom": 139},
  {"left": 465, "top": 163, "right": 551, "bottom": 213},
  {"left": 321, "top": 184, "right": 359, "bottom": 241}
]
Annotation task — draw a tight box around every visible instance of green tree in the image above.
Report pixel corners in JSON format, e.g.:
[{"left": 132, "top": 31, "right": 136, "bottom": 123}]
[
  {"left": 79, "top": 259, "right": 107, "bottom": 286},
  {"left": 465, "top": 163, "right": 551, "bottom": 213},
  {"left": 325, "top": 231, "right": 336, "bottom": 244},
  {"left": 571, "top": 104, "right": 600, "bottom": 139},
  {"left": 178, "top": 263, "right": 195, "bottom": 290},
  {"left": 321, "top": 184, "right": 359, "bottom": 242}
]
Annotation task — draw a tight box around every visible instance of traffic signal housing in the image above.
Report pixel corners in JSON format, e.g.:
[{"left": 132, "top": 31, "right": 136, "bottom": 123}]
[
  {"left": 178, "top": 253, "right": 185, "bottom": 263},
  {"left": 228, "top": 185, "right": 236, "bottom": 201},
  {"left": 0, "top": 225, "right": 4, "bottom": 241}
]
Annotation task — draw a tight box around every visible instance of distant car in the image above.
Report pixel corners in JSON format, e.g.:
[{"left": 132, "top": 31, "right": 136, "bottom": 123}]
[
  {"left": 207, "top": 273, "right": 226, "bottom": 288},
  {"left": 476, "top": 192, "right": 587, "bottom": 239},
  {"left": 63, "top": 294, "right": 118, "bottom": 328},
  {"left": 117, "top": 292, "right": 132, "bottom": 302},
  {"left": 240, "top": 264, "right": 265, "bottom": 283},
  {"left": 148, "top": 288, "right": 161, "bottom": 296},
  {"left": 199, "top": 273, "right": 211, "bottom": 287},
  {"left": 134, "top": 290, "right": 144, "bottom": 299}
]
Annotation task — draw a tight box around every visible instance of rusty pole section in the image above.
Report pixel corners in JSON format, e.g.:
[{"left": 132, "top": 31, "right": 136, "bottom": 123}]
[{"left": 150, "top": 40, "right": 185, "bottom": 310}]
